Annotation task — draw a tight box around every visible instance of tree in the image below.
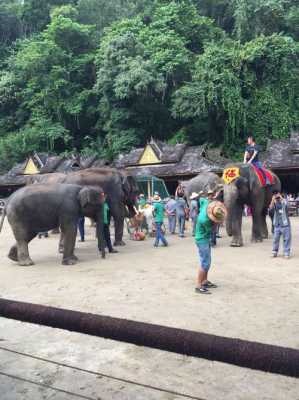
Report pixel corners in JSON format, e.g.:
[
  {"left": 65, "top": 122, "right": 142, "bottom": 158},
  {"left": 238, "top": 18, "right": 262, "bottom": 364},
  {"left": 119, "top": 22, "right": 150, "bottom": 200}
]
[
  {"left": 94, "top": 1, "right": 223, "bottom": 158},
  {"left": 172, "top": 34, "right": 299, "bottom": 156},
  {"left": 0, "top": 6, "right": 98, "bottom": 167}
]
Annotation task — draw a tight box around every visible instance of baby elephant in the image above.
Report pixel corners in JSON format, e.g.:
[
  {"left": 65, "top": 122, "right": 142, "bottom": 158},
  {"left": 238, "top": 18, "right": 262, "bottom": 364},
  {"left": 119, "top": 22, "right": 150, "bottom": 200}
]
[{"left": 4, "top": 184, "right": 106, "bottom": 266}]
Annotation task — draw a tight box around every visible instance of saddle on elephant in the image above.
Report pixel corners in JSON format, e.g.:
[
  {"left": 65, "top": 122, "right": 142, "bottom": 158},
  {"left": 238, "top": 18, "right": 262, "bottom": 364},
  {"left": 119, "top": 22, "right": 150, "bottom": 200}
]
[
  {"left": 223, "top": 164, "right": 274, "bottom": 187},
  {"left": 251, "top": 164, "right": 274, "bottom": 187}
]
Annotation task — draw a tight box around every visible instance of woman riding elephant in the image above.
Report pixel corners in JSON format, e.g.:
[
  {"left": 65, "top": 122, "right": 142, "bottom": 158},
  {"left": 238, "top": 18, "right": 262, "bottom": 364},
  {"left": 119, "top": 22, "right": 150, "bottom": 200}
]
[
  {"left": 28, "top": 168, "right": 139, "bottom": 246},
  {"left": 2, "top": 184, "right": 106, "bottom": 266},
  {"left": 223, "top": 163, "right": 281, "bottom": 246}
]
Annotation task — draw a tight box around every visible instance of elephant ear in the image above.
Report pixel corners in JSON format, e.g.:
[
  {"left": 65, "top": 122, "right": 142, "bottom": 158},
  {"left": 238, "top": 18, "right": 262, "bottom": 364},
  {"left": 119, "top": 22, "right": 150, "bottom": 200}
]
[{"left": 79, "top": 187, "right": 103, "bottom": 209}]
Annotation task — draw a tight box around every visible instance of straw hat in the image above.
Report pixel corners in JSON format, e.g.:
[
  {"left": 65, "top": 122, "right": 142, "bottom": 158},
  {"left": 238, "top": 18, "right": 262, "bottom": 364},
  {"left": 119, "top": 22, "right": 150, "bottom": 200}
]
[
  {"left": 207, "top": 201, "right": 227, "bottom": 224},
  {"left": 190, "top": 192, "right": 199, "bottom": 200}
]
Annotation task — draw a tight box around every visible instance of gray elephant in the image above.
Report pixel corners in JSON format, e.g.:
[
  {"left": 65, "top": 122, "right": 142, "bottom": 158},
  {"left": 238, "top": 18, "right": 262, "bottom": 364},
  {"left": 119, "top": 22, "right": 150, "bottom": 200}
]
[
  {"left": 28, "top": 168, "right": 138, "bottom": 246},
  {"left": 3, "top": 184, "right": 106, "bottom": 266},
  {"left": 223, "top": 163, "right": 281, "bottom": 246},
  {"left": 185, "top": 172, "right": 223, "bottom": 204}
]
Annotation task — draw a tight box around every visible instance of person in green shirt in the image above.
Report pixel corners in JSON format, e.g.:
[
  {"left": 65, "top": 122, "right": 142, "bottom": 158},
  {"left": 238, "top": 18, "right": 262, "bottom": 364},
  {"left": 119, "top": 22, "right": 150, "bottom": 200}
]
[
  {"left": 195, "top": 196, "right": 226, "bottom": 294},
  {"left": 153, "top": 194, "right": 168, "bottom": 247},
  {"left": 103, "top": 194, "right": 118, "bottom": 254}
]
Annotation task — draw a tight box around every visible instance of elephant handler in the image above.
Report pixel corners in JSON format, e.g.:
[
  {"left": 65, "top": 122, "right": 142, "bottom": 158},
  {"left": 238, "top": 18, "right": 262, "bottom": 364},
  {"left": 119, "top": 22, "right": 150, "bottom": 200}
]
[
  {"left": 103, "top": 194, "right": 118, "bottom": 254},
  {"left": 195, "top": 198, "right": 226, "bottom": 294},
  {"left": 269, "top": 191, "right": 291, "bottom": 259}
]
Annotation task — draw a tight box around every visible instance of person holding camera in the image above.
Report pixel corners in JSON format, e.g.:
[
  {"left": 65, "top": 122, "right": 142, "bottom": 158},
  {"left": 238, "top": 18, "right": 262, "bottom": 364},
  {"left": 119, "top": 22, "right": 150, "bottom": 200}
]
[{"left": 269, "top": 191, "right": 291, "bottom": 259}]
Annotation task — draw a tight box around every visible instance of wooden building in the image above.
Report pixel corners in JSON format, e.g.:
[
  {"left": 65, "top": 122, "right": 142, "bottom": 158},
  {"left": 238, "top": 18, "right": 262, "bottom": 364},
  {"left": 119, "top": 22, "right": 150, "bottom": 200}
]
[
  {"left": 263, "top": 132, "right": 299, "bottom": 194},
  {"left": 0, "top": 153, "right": 107, "bottom": 197},
  {"left": 114, "top": 139, "right": 231, "bottom": 194}
]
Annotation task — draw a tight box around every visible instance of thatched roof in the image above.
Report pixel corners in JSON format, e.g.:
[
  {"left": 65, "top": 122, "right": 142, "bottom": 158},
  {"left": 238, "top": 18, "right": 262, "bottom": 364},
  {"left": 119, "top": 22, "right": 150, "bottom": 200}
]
[
  {"left": 263, "top": 132, "right": 299, "bottom": 170},
  {"left": 115, "top": 140, "right": 230, "bottom": 177},
  {"left": 0, "top": 140, "right": 232, "bottom": 190},
  {"left": 0, "top": 153, "right": 83, "bottom": 188}
]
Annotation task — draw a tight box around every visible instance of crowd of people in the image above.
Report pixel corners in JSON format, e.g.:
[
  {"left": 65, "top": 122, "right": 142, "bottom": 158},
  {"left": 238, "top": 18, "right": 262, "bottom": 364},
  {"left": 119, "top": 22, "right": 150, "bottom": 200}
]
[{"left": 34, "top": 136, "right": 295, "bottom": 295}]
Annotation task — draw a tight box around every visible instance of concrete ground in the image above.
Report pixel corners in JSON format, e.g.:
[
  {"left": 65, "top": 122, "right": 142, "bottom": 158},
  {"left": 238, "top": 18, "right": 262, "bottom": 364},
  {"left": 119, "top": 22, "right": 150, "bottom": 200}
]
[{"left": 0, "top": 217, "right": 298, "bottom": 400}]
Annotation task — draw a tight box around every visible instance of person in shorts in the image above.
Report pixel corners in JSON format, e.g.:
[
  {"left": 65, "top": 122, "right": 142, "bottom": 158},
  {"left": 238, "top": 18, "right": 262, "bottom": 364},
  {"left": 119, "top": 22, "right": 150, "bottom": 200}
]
[{"left": 195, "top": 198, "right": 226, "bottom": 294}]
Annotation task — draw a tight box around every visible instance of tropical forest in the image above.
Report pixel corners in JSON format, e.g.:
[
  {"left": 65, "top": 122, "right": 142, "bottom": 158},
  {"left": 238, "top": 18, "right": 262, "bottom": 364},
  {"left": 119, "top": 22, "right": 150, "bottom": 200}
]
[{"left": 0, "top": 0, "right": 298, "bottom": 170}]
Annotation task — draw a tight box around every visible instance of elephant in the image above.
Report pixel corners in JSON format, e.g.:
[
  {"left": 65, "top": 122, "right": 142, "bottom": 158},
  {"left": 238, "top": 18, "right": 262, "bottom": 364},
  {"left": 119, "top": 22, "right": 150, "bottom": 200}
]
[
  {"left": 28, "top": 168, "right": 139, "bottom": 246},
  {"left": 223, "top": 163, "right": 281, "bottom": 247},
  {"left": 3, "top": 184, "right": 106, "bottom": 266},
  {"left": 184, "top": 172, "right": 223, "bottom": 205}
]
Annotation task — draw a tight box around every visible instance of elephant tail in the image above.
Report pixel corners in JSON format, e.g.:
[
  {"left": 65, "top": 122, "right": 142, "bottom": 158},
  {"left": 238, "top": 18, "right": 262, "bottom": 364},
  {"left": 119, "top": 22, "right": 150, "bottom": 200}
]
[{"left": 0, "top": 208, "right": 6, "bottom": 233}]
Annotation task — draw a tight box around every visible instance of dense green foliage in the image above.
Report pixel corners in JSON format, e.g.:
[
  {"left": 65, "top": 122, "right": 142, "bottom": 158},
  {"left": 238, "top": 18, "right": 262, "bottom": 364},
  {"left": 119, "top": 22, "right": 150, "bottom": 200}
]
[{"left": 0, "top": 0, "right": 298, "bottom": 169}]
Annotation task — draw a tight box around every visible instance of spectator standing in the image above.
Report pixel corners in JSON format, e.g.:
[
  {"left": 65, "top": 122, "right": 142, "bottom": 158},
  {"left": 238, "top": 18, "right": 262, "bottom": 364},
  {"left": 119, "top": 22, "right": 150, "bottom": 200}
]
[
  {"left": 153, "top": 194, "right": 168, "bottom": 247},
  {"left": 269, "top": 191, "right": 291, "bottom": 259},
  {"left": 165, "top": 196, "right": 177, "bottom": 234},
  {"left": 176, "top": 193, "right": 187, "bottom": 238},
  {"left": 103, "top": 194, "right": 118, "bottom": 254},
  {"left": 189, "top": 192, "right": 199, "bottom": 237},
  {"left": 195, "top": 199, "right": 226, "bottom": 294},
  {"left": 78, "top": 217, "right": 85, "bottom": 242}
]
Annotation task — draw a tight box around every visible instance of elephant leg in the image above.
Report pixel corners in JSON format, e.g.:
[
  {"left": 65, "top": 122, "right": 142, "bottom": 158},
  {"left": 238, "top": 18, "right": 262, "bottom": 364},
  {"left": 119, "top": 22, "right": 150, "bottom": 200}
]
[
  {"left": 230, "top": 205, "right": 244, "bottom": 247},
  {"left": 61, "top": 223, "right": 78, "bottom": 265},
  {"left": 8, "top": 244, "right": 18, "bottom": 262},
  {"left": 17, "top": 234, "right": 36, "bottom": 266},
  {"left": 114, "top": 216, "right": 126, "bottom": 246},
  {"left": 251, "top": 208, "right": 264, "bottom": 242},
  {"left": 8, "top": 227, "right": 36, "bottom": 266}
]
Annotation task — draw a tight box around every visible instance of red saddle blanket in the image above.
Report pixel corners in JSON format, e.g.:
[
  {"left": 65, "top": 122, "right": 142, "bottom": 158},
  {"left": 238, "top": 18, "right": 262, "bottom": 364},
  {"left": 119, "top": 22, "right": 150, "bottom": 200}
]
[{"left": 252, "top": 165, "right": 274, "bottom": 186}]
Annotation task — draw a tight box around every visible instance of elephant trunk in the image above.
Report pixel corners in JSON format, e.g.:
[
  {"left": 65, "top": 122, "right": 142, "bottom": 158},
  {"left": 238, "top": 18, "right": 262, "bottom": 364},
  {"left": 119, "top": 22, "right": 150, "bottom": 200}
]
[{"left": 224, "top": 184, "right": 238, "bottom": 237}]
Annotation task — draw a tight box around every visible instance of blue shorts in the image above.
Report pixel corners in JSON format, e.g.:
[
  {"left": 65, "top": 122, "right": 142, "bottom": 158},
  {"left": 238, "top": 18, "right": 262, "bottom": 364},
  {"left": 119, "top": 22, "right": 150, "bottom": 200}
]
[{"left": 196, "top": 242, "right": 211, "bottom": 272}]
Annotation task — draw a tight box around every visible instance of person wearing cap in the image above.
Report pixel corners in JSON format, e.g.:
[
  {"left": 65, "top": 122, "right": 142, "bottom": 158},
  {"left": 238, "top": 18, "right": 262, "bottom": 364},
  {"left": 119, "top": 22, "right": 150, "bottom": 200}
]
[
  {"left": 165, "top": 195, "right": 177, "bottom": 234},
  {"left": 189, "top": 192, "right": 199, "bottom": 237},
  {"left": 195, "top": 198, "right": 226, "bottom": 294},
  {"left": 153, "top": 194, "right": 168, "bottom": 247}
]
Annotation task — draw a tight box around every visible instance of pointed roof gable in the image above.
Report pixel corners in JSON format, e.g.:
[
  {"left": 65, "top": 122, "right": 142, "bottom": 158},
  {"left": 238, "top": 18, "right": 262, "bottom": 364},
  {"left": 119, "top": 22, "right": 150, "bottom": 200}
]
[
  {"left": 139, "top": 144, "right": 161, "bottom": 165},
  {"left": 23, "top": 157, "right": 40, "bottom": 175}
]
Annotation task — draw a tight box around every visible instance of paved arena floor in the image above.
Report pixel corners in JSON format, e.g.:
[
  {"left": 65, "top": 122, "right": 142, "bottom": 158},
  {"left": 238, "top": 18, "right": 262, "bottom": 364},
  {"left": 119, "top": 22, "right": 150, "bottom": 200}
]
[{"left": 0, "top": 218, "right": 298, "bottom": 399}]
